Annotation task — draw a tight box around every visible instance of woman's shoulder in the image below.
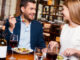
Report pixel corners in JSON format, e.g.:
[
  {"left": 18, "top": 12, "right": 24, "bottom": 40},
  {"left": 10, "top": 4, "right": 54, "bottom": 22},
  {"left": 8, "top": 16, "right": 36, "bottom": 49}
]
[
  {"left": 75, "top": 25, "right": 80, "bottom": 33},
  {"left": 60, "top": 24, "right": 68, "bottom": 30}
]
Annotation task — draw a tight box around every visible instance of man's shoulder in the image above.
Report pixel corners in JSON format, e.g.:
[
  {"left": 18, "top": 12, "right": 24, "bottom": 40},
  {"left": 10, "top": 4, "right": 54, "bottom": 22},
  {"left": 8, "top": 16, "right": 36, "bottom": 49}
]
[
  {"left": 16, "top": 16, "right": 21, "bottom": 18},
  {"left": 32, "top": 20, "right": 41, "bottom": 25},
  {"left": 15, "top": 16, "right": 21, "bottom": 22},
  {"left": 16, "top": 16, "right": 21, "bottom": 20}
]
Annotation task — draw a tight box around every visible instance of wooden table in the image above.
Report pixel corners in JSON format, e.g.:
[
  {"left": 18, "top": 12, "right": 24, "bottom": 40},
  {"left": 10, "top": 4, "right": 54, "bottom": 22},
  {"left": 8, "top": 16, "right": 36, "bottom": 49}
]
[
  {"left": 6, "top": 52, "right": 47, "bottom": 60},
  {"left": 6, "top": 53, "right": 34, "bottom": 60}
]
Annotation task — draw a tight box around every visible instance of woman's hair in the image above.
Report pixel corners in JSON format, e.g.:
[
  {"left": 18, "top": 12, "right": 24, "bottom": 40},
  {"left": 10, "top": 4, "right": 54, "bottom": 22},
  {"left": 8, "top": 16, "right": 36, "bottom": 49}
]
[{"left": 64, "top": 0, "right": 80, "bottom": 25}]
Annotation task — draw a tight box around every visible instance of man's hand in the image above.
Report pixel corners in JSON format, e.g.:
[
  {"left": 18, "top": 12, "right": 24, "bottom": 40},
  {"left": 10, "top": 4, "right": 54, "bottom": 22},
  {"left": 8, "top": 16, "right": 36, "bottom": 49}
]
[{"left": 9, "top": 16, "right": 16, "bottom": 32}]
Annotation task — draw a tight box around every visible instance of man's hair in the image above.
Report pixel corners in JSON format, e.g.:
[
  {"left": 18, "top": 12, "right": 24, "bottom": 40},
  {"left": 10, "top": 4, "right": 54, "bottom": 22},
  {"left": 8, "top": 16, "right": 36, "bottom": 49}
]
[
  {"left": 20, "top": 0, "right": 36, "bottom": 8},
  {"left": 63, "top": 0, "right": 80, "bottom": 25}
]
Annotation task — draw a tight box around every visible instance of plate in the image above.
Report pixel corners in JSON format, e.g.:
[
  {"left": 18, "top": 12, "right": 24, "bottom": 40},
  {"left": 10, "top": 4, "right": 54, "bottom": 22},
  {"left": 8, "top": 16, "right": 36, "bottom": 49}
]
[{"left": 12, "top": 47, "right": 33, "bottom": 54}]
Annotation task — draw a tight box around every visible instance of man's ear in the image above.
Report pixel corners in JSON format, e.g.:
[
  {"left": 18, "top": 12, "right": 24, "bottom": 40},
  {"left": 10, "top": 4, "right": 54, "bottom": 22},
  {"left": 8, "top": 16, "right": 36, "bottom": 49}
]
[{"left": 21, "top": 7, "right": 25, "bottom": 13}]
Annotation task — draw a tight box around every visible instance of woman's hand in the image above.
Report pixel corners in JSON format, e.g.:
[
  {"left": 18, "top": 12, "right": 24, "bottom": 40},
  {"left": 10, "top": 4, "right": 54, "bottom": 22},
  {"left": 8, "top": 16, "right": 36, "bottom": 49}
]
[
  {"left": 62, "top": 48, "right": 78, "bottom": 56},
  {"left": 42, "top": 41, "right": 59, "bottom": 53},
  {"left": 49, "top": 41, "right": 59, "bottom": 50}
]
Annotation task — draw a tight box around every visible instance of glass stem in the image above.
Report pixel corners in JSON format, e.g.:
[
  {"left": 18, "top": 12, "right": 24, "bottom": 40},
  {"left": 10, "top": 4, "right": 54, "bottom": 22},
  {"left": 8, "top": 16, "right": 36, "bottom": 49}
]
[{"left": 12, "top": 48, "right": 13, "bottom": 57}]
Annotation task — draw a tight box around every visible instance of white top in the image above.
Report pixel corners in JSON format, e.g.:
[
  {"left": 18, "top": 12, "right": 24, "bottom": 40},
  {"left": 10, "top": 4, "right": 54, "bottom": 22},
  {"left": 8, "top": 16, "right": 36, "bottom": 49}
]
[{"left": 60, "top": 24, "right": 80, "bottom": 60}]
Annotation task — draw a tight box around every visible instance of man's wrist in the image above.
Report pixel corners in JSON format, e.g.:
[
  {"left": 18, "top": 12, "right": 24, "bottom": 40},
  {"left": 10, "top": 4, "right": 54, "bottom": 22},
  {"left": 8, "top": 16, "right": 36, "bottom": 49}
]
[{"left": 9, "top": 27, "right": 14, "bottom": 33}]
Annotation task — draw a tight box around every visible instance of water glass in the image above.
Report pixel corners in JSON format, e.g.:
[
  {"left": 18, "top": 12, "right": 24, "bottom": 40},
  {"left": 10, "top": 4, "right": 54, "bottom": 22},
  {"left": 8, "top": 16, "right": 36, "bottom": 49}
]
[{"left": 34, "top": 47, "right": 43, "bottom": 60}]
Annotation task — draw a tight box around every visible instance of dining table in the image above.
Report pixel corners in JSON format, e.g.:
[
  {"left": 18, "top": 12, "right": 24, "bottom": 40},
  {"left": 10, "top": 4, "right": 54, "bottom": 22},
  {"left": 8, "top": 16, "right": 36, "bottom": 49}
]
[
  {"left": 6, "top": 53, "right": 34, "bottom": 60},
  {"left": 6, "top": 51, "right": 47, "bottom": 60}
]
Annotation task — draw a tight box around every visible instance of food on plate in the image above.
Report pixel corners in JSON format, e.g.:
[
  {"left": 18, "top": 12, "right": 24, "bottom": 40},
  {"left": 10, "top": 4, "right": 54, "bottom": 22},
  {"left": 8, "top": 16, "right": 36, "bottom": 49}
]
[
  {"left": 14, "top": 48, "right": 30, "bottom": 53},
  {"left": 57, "top": 55, "right": 64, "bottom": 60}
]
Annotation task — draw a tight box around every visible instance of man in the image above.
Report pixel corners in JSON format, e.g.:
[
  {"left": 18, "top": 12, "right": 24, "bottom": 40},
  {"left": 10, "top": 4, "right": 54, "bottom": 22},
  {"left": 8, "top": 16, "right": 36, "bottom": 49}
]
[{"left": 5, "top": 0, "right": 46, "bottom": 50}]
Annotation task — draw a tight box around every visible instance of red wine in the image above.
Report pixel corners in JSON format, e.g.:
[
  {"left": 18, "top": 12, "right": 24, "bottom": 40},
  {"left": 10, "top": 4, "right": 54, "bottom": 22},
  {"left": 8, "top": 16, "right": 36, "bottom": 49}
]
[
  {"left": 47, "top": 53, "right": 57, "bottom": 60},
  {"left": 9, "top": 40, "right": 18, "bottom": 48}
]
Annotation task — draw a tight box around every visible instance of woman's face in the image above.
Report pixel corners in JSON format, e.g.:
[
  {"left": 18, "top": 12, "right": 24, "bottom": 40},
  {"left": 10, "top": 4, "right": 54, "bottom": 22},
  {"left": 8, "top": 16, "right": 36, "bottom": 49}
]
[{"left": 62, "top": 5, "right": 71, "bottom": 21}]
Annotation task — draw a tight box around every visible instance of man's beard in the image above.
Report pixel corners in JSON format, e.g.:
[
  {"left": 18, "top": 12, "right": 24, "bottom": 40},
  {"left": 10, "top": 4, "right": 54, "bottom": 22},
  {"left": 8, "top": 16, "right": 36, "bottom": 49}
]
[{"left": 23, "top": 13, "right": 34, "bottom": 22}]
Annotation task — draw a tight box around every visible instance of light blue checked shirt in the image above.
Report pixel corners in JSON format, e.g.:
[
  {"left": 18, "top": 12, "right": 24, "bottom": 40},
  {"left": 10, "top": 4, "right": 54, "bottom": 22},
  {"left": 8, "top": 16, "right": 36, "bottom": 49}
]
[{"left": 18, "top": 18, "right": 31, "bottom": 49}]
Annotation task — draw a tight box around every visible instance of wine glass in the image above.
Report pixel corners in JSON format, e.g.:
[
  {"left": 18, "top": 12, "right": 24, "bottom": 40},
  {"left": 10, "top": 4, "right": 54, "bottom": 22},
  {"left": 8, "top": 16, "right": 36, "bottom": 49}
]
[
  {"left": 9, "top": 34, "right": 18, "bottom": 60},
  {"left": 46, "top": 45, "right": 59, "bottom": 60},
  {"left": 0, "top": 21, "right": 4, "bottom": 36},
  {"left": 0, "top": 20, "right": 6, "bottom": 40},
  {"left": 0, "top": 20, "right": 5, "bottom": 30}
]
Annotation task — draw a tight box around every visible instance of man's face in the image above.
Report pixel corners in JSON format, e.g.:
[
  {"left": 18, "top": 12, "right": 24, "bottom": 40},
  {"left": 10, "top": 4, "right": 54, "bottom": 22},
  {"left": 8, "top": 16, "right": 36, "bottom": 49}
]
[{"left": 21, "top": 2, "right": 36, "bottom": 21}]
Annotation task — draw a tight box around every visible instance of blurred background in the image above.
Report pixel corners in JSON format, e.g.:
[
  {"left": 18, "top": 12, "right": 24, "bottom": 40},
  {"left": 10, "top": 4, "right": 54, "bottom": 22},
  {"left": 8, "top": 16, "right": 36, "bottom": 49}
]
[
  {"left": 0, "top": 0, "right": 64, "bottom": 21},
  {"left": 0, "top": 0, "right": 65, "bottom": 43}
]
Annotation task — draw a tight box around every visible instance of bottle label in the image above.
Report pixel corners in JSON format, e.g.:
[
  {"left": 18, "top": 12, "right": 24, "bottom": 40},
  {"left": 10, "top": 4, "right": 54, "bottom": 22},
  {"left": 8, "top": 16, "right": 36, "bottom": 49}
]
[{"left": 0, "top": 46, "right": 7, "bottom": 58}]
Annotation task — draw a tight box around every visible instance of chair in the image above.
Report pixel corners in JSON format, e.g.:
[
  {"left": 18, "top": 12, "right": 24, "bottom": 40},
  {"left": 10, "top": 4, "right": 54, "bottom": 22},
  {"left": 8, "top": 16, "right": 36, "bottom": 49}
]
[
  {"left": 50, "top": 24, "right": 61, "bottom": 41},
  {"left": 43, "top": 22, "right": 51, "bottom": 43}
]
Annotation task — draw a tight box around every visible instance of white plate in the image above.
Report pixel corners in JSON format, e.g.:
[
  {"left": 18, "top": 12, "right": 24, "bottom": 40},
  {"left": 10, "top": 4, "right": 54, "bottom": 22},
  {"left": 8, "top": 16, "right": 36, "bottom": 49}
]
[{"left": 12, "top": 47, "right": 33, "bottom": 54}]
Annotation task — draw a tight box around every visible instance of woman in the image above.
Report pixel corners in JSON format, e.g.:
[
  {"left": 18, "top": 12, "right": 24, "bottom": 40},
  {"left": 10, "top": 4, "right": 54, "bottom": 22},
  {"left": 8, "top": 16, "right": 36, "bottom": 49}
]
[{"left": 49, "top": 0, "right": 80, "bottom": 60}]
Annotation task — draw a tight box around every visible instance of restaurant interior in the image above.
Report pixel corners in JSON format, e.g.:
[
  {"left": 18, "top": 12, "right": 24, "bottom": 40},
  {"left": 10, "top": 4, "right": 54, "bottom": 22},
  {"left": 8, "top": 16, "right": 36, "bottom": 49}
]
[
  {"left": 0, "top": 0, "right": 65, "bottom": 42},
  {"left": 0, "top": 0, "right": 65, "bottom": 60}
]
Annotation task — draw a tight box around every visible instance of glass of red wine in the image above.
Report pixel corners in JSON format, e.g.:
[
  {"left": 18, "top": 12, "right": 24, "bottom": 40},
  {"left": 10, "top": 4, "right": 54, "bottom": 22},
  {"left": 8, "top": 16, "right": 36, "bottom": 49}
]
[
  {"left": 46, "top": 45, "right": 59, "bottom": 60},
  {"left": 9, "top": 34, "right": 18, "bottom": 60}
]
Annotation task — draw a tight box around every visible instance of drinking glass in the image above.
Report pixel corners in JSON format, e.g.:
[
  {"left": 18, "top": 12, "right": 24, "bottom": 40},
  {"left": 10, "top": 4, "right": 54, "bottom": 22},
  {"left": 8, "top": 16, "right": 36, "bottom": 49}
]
[
  {"left": 9, "top": 34, "right": 18, "bottom": 60},
  {"left": 0, "top": 20, "right": 5, "bottom": 30},
  {"left": 46, "top": 45, "right": 59, "bottom": 60},
  {"left": 0, "top": 21, "right": 4, "bottom": 36},
  {"left": 67, "top": 56, "right": 70, "bottom": 60},
  {"left": 34, "top": 47, "right": 43, "bottom": 60}
]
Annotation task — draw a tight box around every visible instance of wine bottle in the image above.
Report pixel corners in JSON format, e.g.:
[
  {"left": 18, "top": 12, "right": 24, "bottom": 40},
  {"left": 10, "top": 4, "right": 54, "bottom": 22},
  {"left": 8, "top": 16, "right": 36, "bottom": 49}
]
[{"left": 0, "top": 29, "right": 7, "bottom": 60}]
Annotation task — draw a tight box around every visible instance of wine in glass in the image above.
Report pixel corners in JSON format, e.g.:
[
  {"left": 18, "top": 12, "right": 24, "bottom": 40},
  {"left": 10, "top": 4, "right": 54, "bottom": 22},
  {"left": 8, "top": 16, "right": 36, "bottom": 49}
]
[
  {"left": 9, "top": 34, "right": 18, "bottom": 60},
  {"left": 46, "top": 45, "right": 59, "bottom": 60}
]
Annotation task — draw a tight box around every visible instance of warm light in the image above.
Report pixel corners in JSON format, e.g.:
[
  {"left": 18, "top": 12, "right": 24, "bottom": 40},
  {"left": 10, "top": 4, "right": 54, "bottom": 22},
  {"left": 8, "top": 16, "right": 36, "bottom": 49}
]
[{"left": 47, "top": 0, "right": 52, "bottom": 5}]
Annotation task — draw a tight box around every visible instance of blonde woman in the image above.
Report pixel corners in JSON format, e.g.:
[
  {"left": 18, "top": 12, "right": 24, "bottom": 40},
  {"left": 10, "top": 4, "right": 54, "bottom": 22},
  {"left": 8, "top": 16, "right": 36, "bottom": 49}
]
[{"left": 49, "top": 0, "right": 80, "bottom": 60}]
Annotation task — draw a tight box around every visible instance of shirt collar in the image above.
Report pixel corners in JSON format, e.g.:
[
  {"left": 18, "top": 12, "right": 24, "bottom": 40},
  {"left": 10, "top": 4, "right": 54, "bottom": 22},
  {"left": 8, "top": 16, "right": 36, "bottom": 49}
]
[{"left": 20, "top": 16, "right": 31, "bottom": 26}]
